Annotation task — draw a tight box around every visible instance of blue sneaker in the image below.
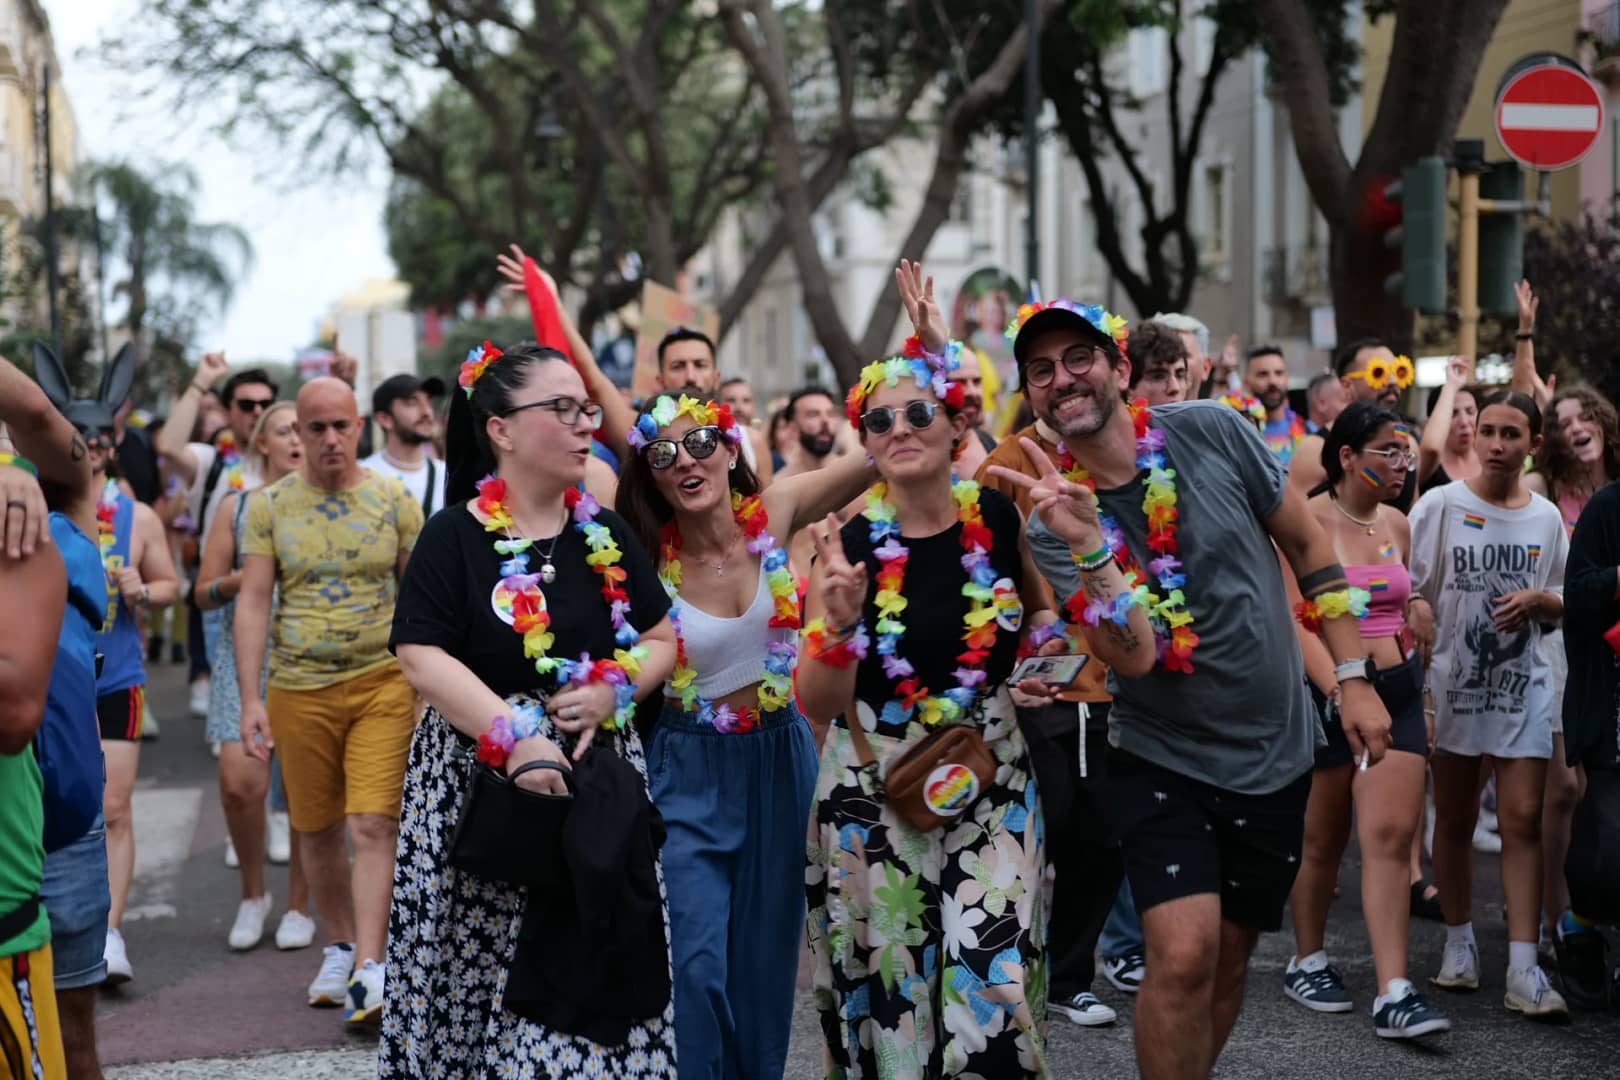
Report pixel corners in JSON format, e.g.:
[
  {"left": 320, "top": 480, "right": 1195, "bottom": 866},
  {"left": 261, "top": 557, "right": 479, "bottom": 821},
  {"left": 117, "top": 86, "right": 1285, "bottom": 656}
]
[
  {"left": 345, "top": 959, "right": 386, "bottom": 1027},
  {"left": 1283, "top": 962, "right": 1354, "bottom": 1013},
  {"left": 1374, "top": 987, "right": 1452, "bottom": 1038}
]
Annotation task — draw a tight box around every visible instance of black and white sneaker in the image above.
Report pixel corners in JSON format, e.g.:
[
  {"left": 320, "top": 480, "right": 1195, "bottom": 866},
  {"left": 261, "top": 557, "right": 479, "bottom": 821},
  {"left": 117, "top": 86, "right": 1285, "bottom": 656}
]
[
  {"left": 1051, "top": 991, "right": 1117, "bottom": 1027},
  {"left": 1103, "top": 951, "right": 1145, "bottom": 994},
  {"left": 1283, "top": 963, "right": 1354, "bottom": 1013},
  {"left": 1374, "top": 989, "right": 1451, "bottom": 1039}
]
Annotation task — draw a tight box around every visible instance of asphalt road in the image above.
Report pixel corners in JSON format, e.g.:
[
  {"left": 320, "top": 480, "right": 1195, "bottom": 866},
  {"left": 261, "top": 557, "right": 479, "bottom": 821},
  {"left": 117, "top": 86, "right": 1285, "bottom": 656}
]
[{"left": 101, "top": 663, "right": 1619, "bottom": 1078}]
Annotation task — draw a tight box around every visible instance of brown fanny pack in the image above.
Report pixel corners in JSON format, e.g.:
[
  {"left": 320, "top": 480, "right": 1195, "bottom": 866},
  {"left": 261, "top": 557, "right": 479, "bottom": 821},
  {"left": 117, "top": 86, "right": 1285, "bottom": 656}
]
[{"left": 845, "top": 716, "right": 996, "bottom": 833}]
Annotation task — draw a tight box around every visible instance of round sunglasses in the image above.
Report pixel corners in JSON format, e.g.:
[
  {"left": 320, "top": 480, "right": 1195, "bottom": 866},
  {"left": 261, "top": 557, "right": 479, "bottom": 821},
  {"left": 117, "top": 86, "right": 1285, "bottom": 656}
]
[
  {"left": 642, "top": 425, "right": 722, "bottom": 470},
  {"left": 859, "top": 400, "right": 938, "bottom": 436}
]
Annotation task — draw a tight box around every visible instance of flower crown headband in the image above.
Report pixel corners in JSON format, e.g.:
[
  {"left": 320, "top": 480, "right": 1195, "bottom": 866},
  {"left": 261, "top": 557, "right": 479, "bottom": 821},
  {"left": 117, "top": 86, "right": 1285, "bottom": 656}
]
[
  {"left": 1345, "top": 354, "right": 1416, "bottom": 391},
  {"left": 628, "top": 394, "right": 745, "bottom": 450},
  {"left": 844, "top": 336, "right": 965, "bottom": 427},
  {"left": 1005, "top": 299, "right": 1130, "bottom": 358},
  {"left": 459, "top": 340, "right": 504, "bottom": 396}
]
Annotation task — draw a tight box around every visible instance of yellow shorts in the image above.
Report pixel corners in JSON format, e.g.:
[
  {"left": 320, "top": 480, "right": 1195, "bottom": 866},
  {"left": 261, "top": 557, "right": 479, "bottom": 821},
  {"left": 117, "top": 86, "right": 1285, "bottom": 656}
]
[
  {"left": 1, "top": 944, "right": 65, "bottom": 1080},
  {"left": 267, "top": 663, "right": 418, "bottom": 832}
]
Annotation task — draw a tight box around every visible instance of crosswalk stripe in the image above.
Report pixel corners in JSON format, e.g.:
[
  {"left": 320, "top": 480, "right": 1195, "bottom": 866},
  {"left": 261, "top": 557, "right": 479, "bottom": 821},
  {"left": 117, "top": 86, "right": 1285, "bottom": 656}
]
[{"left": 124, "top": 786, "right": 204, "bottom": 923}]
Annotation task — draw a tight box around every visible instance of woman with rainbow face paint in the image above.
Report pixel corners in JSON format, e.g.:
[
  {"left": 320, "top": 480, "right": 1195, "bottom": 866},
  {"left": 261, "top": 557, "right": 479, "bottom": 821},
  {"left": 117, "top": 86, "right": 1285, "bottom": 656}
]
[
  {"left": 613, "top": 388, "right": 872, "bottom": 1079},
  {"left": 1278, "top": 402, "right": 1451, "bottom": 1040},
  {"left": 794, "top": 262, "right": 1065, "bottom": 1077}
]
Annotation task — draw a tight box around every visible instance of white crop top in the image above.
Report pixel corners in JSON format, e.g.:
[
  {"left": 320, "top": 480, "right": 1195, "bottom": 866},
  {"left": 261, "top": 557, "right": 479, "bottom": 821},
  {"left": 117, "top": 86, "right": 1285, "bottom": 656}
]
[{"left": 669, "top": 559, "right": 796, "bottom": 702}]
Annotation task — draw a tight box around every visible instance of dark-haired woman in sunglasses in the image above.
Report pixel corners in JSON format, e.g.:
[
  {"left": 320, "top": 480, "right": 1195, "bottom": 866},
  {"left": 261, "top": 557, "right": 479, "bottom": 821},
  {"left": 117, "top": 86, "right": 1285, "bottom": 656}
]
[{"left": 615, "top": 387, "right": 871, "bottom": 1078}]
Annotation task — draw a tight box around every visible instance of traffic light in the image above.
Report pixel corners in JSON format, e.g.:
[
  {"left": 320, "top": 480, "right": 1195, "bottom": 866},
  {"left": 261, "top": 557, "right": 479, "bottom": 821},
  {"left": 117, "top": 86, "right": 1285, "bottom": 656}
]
[
  {"left": 1382, "top": 157, "right": 1448, "bottom": 314},
  {"left": 1478, "top": 162, "right": 1524, "bottom": 316}
]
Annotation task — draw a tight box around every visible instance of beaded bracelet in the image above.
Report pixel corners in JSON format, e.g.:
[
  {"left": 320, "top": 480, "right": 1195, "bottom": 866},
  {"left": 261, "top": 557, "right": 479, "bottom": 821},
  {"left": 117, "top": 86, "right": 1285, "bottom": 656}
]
[
  {"left": 804, "top": 618, "right": 871, "bottom": 668},
  {"left": 1072, "top": 545, "right": 1115, "bottom": 573},
  {"left": 1294, "top": 587, "right": 1371, "bottom": 634},
  {"left": 0, "top": 451, "right": 38, "bottom": 477}
]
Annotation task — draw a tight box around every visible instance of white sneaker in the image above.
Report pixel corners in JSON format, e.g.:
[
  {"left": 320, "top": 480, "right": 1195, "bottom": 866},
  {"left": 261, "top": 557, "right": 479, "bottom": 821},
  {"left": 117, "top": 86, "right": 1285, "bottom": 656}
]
[
  {"left": 276, "top": 910, "right": 317, "bottom": 951},
  {"left": 1473, "top": 821, "right": 1503, "bottom": 853},
  {"left": 1478, "top": 806, "right": 1500, "bottom": 834},
  {"left": 345, "top": 959, "right": 387, "bottom": 1027},
  {"left": 209, "top": 740, "right": 222, "bottom": 759},
  {"left": 224, "top": 836, "right": 239, "bottom": 868},
  {"left": 1432, "top": 940, "right": 1481, "bottom": 991},
  {"left": 1051, "top": 990, "right": 1116, "bottom": 1026},
  {"left": 189, "top": 677, "right": 210, "bottom": 719},
  {"left": 308, "top": 943, "right": 356, "bottom": 1007},
  {"left": 267, "top": 811, "right": 291, "bottom": 864},
  {"left": 1505, "top": 964, "right": 1570, "bottom": 1019},
  {"left": 227, "top": 894, "right": 273, "bottom": 951},
  {"left": 140, "top": 705, "right": 159, "bottom": 740},
  {"left": 103, "top": 928, "right": 133, "bottom": 986}
]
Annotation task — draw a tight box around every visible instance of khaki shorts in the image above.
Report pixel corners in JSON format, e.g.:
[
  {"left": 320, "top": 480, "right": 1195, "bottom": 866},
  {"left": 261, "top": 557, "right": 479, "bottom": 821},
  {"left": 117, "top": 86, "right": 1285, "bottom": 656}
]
[
  {"left": 267, "top": 663, "right": 418, "bottom": 832},
  {"left": 1, "top": 944, "right": 64, "bottom": 1080}
]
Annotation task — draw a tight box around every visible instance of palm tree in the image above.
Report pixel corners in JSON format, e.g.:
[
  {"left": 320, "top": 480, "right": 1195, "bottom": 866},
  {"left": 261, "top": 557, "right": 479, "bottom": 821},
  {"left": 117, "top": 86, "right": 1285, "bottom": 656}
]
[{"left": 89, "top": 161, "right": 253, "bottom": 398}]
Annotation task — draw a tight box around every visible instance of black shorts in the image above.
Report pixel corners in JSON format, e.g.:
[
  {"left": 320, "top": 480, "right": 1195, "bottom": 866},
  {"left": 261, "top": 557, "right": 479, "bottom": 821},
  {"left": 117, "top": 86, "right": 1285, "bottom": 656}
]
[
  {"left": 1107, "top": 749, "right": 1312, "bottom": 932},
  {"left": 1310, "top": 653, "right": 1428, "bottom": 769},
  {"left": 96, "top": 686, "right": 145, "bottom": 742}
]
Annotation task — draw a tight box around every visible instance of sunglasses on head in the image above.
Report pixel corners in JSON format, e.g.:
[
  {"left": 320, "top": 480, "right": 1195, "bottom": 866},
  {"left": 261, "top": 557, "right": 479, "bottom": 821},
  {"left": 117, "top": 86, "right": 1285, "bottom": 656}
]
[
  {"left": 643, "top": 426, "right": 722, "bottom": 470},
  {"left": 859, "top": 400, "right": 938, "bottom": 436}
]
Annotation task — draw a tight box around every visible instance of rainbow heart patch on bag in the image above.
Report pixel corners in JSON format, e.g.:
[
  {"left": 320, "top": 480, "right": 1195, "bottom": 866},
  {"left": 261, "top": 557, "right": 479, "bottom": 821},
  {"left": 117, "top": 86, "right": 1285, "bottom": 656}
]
[{"left": 924, "top": 763, "right": 980, "bottom": 816}]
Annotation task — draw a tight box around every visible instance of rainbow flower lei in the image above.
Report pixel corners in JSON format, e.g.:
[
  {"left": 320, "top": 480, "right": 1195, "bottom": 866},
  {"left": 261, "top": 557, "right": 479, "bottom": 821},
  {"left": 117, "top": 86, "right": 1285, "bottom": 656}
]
[
  {"left": 470, "top": 476, "right": 646, "bottom": 730},
  {"left": 460, "top": 340, "right": 503, "bottom": 396},
  {"left": 862, "top": 477, "right": 1000, "bottom": 726},
  {"left": 1217, "top": 392, "right": 1268, "bottom": 431},
  {"left": 215, "top": 430, "right": 245, "bottom": 492},
  {"left": 660, "top": 493, "right": 799, "bottom": 733},
  {"left": 844, "top": 336, "right": 965, "bottom": 427},
  {"left": 95, "top": 478, "right": 121, "bottom": 628},
  {"left": 627, "top": 394, "right": 742, "bottom": 451},
  {"left": 1056, "top": 400, "right": 1199, "bottom": 673},
  {"left": 1005, "top": 299, "right": 1131, "bottom": 359}
]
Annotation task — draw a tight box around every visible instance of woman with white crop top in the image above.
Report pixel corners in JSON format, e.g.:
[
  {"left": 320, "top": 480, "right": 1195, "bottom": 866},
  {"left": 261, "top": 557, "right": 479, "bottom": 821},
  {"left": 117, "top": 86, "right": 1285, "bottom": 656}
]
[{"left": 616, "top": 390, "right": 872, "bottom": 1080}]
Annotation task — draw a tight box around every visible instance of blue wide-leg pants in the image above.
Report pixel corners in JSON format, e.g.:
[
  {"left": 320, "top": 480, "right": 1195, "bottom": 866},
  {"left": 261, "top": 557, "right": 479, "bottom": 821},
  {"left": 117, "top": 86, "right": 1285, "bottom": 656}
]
[{"left": 649, "top": 703, "right": 818, "bottom": 1080}]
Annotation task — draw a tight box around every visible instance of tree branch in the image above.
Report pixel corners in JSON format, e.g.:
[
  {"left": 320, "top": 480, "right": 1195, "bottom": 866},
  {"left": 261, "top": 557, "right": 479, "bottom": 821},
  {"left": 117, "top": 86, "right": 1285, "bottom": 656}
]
[{"left": 1253, "top": 0, "right": 1352, "bottom": 227}]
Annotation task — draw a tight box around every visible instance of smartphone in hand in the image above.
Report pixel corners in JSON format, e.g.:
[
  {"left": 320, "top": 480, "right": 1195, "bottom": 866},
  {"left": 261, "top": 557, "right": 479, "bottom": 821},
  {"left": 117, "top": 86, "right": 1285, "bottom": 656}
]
[{"left": 1010, "top": 653, "right": 1090, "bottom": 691}]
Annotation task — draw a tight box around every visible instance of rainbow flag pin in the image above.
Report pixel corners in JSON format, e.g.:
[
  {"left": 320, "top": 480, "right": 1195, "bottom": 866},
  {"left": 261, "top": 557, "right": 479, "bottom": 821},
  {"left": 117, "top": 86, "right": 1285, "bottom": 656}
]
[
  {"left": 1368, "top": 578, "right": 1390, "bottom": 592},
  {"left": 1528, "top": 544, "right": 1542, "bottom": 559},
  {"left": 1378, "top": 541, "right": 1397, "bottom": 560},
  {"left": 1463, "top": 513, "right": 1486, "bottom": 530}
]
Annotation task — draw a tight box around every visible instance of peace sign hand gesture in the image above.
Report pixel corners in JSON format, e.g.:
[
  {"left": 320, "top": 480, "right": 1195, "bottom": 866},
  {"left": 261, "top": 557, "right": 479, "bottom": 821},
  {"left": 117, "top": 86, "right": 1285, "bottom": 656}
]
[
  {"left": 810, "top": 513, "right": 868, "bottom": 630},
  {"left": 987, "top": 438, "right": 1106, "bottom": 552},
  {"left": 895, "top": 259, "right": 948, "bottom": 355}
]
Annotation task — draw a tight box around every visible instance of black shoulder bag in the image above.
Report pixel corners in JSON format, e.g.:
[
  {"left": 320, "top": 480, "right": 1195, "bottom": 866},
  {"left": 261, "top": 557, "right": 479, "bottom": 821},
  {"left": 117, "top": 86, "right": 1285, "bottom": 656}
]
[{"left": 449, "top": 759, "right": 574, "bottom": 889}]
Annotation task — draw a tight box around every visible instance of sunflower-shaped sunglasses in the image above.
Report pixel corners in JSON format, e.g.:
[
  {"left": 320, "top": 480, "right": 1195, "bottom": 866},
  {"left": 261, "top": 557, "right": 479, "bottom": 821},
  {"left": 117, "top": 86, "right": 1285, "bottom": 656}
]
[{"left": 1345, "top": 354, "right": 1416, "bottom": 391}]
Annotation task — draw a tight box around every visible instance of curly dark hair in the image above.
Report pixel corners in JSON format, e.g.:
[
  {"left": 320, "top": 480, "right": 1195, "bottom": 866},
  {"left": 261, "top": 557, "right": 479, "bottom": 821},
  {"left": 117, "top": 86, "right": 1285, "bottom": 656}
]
[
  {"left": 1534, "top": 386, "right": 1620, "bottom": 500},
  {"left": 1127, "top": 320, "right": 1189, "bottom": 389}
]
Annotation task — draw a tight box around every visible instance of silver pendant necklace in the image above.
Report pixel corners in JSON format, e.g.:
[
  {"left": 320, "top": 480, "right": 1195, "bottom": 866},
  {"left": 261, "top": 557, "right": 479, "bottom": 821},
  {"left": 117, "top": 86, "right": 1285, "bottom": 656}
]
[{"left": 536, "top": 531, "right": 563, "bottom": 583}]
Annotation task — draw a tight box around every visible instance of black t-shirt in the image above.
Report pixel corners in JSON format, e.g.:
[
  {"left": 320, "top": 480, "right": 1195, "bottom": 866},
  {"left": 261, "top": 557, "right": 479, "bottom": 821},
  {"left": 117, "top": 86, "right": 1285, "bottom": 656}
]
[
  {"left": 840, "top": 486, "right": 1025, "bottom": 707},
  {"left": 118, "top": 427, "right": 161, "bottom": 505},
  {"left": 390, "top": 502, "right": 671, "bottom": 697}
]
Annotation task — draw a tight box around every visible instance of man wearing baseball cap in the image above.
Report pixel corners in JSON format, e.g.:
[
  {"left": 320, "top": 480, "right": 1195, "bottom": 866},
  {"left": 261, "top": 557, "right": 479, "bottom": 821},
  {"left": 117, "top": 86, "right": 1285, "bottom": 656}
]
[
  {"left": 991, "top": 299, "right": 1392, "bottom": 1079},
  {"left": 362, "top": 375, "right": 446, "bottom": 519}
]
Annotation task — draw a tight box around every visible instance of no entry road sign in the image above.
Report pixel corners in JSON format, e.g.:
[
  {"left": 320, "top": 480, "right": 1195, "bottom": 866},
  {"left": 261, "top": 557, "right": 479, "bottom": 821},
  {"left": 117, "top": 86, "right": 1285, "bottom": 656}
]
[{"left": 1494, "top": 61, "right": 1605, "bottom": 172}]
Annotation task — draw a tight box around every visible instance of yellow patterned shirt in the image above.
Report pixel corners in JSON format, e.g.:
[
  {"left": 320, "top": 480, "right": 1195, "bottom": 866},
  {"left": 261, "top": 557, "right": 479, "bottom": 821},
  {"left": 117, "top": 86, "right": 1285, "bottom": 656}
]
[{"left": 244, "top": 470, "right": 424, "bottom": 690}]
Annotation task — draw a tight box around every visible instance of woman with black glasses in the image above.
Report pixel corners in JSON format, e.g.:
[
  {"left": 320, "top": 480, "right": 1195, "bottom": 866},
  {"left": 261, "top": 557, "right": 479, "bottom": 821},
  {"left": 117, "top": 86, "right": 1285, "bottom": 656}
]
[
  {"left": 381, "top": 341, "right": 680, "bottom": 1077},
  {"left": 615, "top": 387, "right": 870, "bottom": 1080}
]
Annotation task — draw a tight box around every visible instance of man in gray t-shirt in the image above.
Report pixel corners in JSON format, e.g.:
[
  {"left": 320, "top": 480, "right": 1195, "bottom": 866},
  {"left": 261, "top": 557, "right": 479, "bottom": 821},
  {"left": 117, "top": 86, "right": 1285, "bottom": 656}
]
[
  {"left": 1028, "top": 399, "right": 1320, "bottom": 794},
  {"left": 997, "top": 301, "right": 1391, "bottom": 1079}
]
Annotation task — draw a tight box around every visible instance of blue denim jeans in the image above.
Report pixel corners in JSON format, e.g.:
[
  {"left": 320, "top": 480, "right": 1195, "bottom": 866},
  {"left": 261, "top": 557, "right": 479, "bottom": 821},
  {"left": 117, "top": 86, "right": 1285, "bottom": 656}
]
[
  {"left": 1098, "top": 876, "right": 1144, "bottom": 960},
  {"left": 648, "top": 702, "right": 818, "bottom": 1080},
  {"left": 40, "top": 811, "right": 111, "bottom": 989}
]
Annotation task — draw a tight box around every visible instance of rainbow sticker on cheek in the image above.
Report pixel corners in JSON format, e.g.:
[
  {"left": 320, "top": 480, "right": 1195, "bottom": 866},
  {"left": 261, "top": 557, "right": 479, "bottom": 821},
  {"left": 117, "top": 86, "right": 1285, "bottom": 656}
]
[{"left": 1359, "top": 467, "right": 1383, "bottom": 489}]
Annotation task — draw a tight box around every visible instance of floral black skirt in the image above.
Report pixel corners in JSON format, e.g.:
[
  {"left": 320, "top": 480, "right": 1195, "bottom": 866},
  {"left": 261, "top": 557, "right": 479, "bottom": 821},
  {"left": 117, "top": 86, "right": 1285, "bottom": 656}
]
[{"left": 377, "top": 706, "right": 677, "bottom": 1078}]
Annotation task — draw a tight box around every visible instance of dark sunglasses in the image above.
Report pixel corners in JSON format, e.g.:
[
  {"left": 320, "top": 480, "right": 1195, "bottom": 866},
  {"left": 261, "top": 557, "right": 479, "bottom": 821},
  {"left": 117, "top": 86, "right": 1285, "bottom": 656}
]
[
  {"left": 233, "top": 396, "right": 275, "bottom": 413},
  {"left": 77, "top": 427, "right": 116, "bottom": 449},
  {"left": 643, "top": 426, "right": 722, "bottom": 470},
  {"left": 860, "top": 400, "right": 938, "bottom": 436}
]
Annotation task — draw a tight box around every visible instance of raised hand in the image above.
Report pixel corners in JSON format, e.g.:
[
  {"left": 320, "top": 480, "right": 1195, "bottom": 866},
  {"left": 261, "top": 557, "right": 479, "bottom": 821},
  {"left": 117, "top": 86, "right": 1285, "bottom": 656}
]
[
  {"left": 986, "top": 437, "right": 1105, "bottom": 551},
  {"left": 496, "top": 243, "right": 558, "bottom": 297},
  {"left": 194, "top": 351, "right": 229, "bottom": 390},
  {"left": 328, "top": 348, "right": 358, "bottom": 387},
  {"left": 1514, "top": 279, "right": 1538, "bottom": 332},
  {"left": 895, "top": 259, "right": 948, "bottom": 355},
  {"left": 810, "top": 512, "right": 868, "bottom": 630},
  {"left": 1445, "top": 356, "right": 1469, "bottom": 389}
]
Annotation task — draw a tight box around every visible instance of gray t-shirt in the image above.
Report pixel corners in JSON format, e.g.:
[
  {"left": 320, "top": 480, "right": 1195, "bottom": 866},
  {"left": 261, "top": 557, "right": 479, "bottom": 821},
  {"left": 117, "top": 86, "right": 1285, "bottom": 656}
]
[{"left": 1028, "top": 400, "right": 1319, "bottom": 794}]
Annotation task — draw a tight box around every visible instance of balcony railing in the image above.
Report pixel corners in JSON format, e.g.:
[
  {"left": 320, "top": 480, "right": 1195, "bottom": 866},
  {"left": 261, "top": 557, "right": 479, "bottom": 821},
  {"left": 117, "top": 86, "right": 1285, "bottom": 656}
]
[
  {"left": 1262, "top": 245, "right": 1330, "bottom": 305},
  {"left": 1590, "top": 3, "right": 1620, "bottom": 79}
]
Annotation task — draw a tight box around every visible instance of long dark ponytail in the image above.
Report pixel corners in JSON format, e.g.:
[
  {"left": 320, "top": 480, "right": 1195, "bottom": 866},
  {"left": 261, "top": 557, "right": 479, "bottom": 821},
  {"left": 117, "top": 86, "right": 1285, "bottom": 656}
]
[{"left": 444, "top": 341, "right": 570, "bottom": 505}]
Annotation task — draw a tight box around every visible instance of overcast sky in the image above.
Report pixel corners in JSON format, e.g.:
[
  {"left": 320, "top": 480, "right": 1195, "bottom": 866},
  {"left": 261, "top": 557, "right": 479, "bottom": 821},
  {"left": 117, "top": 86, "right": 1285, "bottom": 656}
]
[{"left": 47, "top": 0, "right": 396, "bottom": 362}]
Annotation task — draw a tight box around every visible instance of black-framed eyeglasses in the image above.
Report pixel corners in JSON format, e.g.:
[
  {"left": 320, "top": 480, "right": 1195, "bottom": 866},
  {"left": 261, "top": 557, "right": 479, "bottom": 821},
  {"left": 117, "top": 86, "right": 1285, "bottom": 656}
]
[
  {"left": 502, "top": 396, "right": 604, "bottom": 430},
  {"left": 77, "top": 427, "right": 116, "bottom": 449},
  {"left": 643, "top": 426, "right": 722, "bottom": 470},
  {"left": 233, "top": 396, "right": 275, "bottom": 413},
  {"left": 1023, "top": 345, "right": 1109, "bottom": 389},
  {"left": 860, "top": 400, "right": 938, "bottom": 436}
]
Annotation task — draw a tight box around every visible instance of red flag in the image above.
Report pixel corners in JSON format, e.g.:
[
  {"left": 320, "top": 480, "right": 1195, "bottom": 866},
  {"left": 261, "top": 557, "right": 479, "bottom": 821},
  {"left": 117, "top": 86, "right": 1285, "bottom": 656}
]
[{"left": 523, "top": 257, "right": 576, "bottom": 369}]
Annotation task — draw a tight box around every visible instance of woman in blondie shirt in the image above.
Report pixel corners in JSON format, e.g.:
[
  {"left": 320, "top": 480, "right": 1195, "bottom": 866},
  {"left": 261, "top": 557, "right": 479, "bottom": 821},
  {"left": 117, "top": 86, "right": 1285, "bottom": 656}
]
[{"left": 1410, "top": 390, "right": 1568, "bottom": 1020}]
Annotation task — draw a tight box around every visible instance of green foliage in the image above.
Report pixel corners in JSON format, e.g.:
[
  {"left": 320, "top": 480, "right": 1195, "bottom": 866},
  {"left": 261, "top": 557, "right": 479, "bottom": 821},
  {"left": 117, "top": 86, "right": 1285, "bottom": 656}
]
[{"left": 1521, "top": 213, "right": 1620, "bottom": 400}]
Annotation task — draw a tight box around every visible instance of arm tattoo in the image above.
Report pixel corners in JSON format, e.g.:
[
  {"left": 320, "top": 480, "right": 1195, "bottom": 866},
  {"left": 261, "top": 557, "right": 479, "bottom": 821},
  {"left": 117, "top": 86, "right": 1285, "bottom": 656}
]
[
  {"left": 70, "top": 434, "right": 86, "bottom": 461},
  {"left": 1298, "top": 563, "right": 1348, "bottom": 599},
  {"left": 1100, "top": 620, "right": 1141, "bottom": 652},
  {"left": 1078, "top": 568, "right": 1141, "bottom": 651}
]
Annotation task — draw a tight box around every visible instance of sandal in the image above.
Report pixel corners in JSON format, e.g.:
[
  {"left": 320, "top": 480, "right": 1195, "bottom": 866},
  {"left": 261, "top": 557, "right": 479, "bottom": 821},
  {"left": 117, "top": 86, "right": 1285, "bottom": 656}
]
[{"left": 1410, "top": 880, "right": 1444, "bottom": 922}]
